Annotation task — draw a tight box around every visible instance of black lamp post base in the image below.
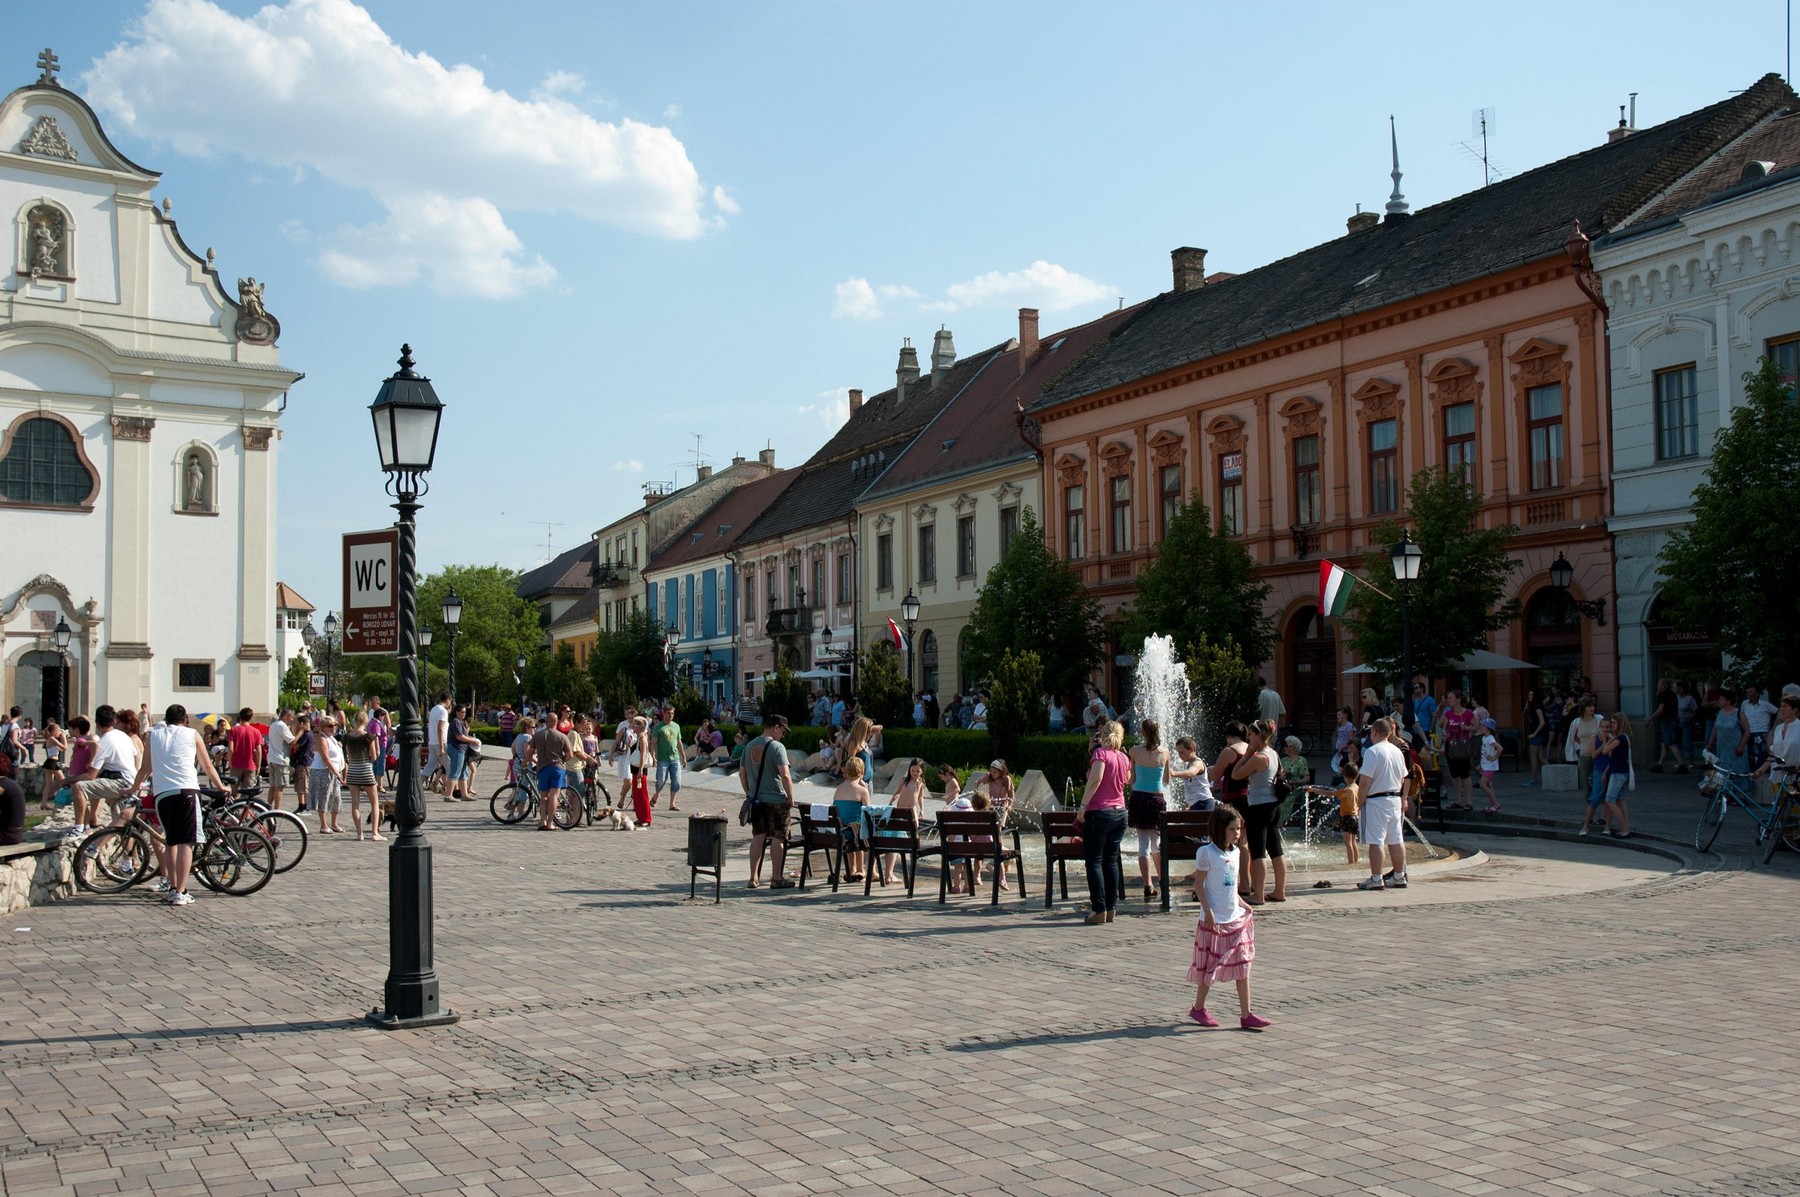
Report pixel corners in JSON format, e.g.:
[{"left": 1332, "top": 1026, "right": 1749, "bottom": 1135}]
[{"left": 366, "top": 1006, "right": 460, "bottom": 1031}]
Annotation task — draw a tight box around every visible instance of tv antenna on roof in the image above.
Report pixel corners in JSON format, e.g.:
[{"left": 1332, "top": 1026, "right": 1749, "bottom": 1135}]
[
  {"left": 688, "top": 433, "right": 711, "bottom": 478},
  {"left": 1459, "top": 107, "right": 1503, "bottom": 187},
  {"left": 500, "top": 515, "right": 566, "bottom": 563}
]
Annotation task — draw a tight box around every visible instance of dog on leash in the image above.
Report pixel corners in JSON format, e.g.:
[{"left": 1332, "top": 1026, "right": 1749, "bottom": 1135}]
[{"left": 599, "top": 806, "right": 638, "bottom": 831}]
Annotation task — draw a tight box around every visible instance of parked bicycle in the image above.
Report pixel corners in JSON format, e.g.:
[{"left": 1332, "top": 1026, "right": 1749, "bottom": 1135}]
[
  {"left": 74, "top": 789, "right": 278, "bottom": 896},
  {"left": 1693, "top": 750, "right": 1798, "bottom": 862}
]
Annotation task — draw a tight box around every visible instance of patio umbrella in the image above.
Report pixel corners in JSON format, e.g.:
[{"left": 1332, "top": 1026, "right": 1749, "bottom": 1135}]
[
  {"left": 1449, "top": 649, "right": 1538, "bottom": 671},
  {"left": 1342, "top": 663, "right": 1378, "bottom": 674}
]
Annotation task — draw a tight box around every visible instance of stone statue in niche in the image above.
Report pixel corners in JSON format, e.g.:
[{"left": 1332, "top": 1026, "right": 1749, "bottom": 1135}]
[
  {"left": 26, "top": 207, "right": 63, "bottom": 278},
  {"left": 184, "top": 451, "right": 208, "bottom": 512}
]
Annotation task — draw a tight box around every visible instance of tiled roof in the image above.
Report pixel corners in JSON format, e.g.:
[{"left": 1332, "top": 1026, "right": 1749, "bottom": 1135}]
[
  {"left": 862, "top": 304, "right": 1147, "bottom": 501},
  {"left": 1628, "top": 107, "right": 1800, "bottom": 221},
  {"left": 1037, "top": 74, "right": 1797, "bottom": 410},
  {"left": 516, "top": 539, "right": 597, "bottom": 600},
  {"left": 274, "top": 582, "right": 313, "bottom": 612},
  {"left": 648, "top": 468, "right": 802, "bottom": 573},
  {"left": 548, "top": 589, "right": 600, "bottom": 632},
  {"left": 735, "top": 342, "right": 1009, "bottom": 548}
]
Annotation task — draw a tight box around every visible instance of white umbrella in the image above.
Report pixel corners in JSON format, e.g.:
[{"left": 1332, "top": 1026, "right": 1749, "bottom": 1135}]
[
  {"left": 1342, "top": 663, "right": 1378, "bottom": 674},
  {"left": 1450, "top": 649, "right": 1538, "bottom": 671},
  {"left": 791, "top": 667, "right": 850, "bottom": 680}
]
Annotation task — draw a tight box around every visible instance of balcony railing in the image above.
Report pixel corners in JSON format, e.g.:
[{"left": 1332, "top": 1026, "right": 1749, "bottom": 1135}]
[
  {"left": 595, "top": 562, "right": 633, "bottom": 589},
  {"left": 765, "top": 606, "right": 812, "bottom": 637}
]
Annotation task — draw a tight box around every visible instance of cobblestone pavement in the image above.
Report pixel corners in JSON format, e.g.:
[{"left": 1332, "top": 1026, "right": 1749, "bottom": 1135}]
[{"left": 5, "top": 765, "right": 1800, "bottom": 1197}]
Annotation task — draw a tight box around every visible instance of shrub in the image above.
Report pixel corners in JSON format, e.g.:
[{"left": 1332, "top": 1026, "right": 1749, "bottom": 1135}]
[
  {"left": 855, "top": 645, "right": 911, "bottom": 727},
  {"left": 987, "top": 648, "right": 1044, "bottom": 762},
  {"left": 473, "top": 723, "right": 506, "bottom": 746},
  {"left": 671, "top": 680, "right": 709, "bottom": 727},
  {"left": 761, "top": 662, "right": 811, "bottom": 728},
  {"left": 879, "top": 729, "right": 994, "bottom": 769}
]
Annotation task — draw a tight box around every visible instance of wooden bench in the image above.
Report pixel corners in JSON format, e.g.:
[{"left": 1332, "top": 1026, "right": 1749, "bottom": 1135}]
[
  {"left": 1040, "top": 810, "right": 1084, "bottom": 909},
  {"left": 795, "top": 804, "right": 847, "bottom": 892},
  {"left": 936, "top": 810, "right": 1027, "bottom": 906},
  {"left": 1157, "top": 809, "right": 1214, "bottom": 912},
  {"left": 862, "top": 806, "right": 933, "bottom": 899}
]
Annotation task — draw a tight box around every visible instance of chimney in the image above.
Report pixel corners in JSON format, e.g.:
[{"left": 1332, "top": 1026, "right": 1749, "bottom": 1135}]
[
  {"left": 896, "top": 337, "right": 920, "bottom": 401},
  {"left": 731, "top": 453, "right": 745, "bottom": 466},
  {"left": 758, "top": 447, "right": 776, "bottom": 467},
  {"left": 1347, "top": 209, "right": 1380, "bottom": 235},
  {"left": 929, "top": 326, "right": 957, "bottom": 387},
  {"left": 1018, "top": 308, "right": 1039, "bottom": 374},
  {"left": 696, "top": 464, "right": 713, "bottom": 481},
  {"left": 1607, "top": 103, "right": 1632, "bottom": 142},
  {"left": 848, "top": 388, "right": 863, "bottom": 414},
  {"left": 1171, "top": 246, "right": 1207, "bottom": 294}
]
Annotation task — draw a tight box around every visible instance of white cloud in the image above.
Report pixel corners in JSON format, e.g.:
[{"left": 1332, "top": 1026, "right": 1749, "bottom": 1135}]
[
  {"left": 611, "top": 459, "right": 645, "bottom": 472},
  {"left": 831, "top": 277, "right": 920, "bottom": 320},
  {"left": 712, "top": 184, "right": 740, "bottom": 216},
  {"left": 833, "top": 260, "right": 1112, "bottom": 321},
  {"left": 797, "top": 388, "right": 850, "bottom": 431},
  {"left": 664, "top": 102, "right": 683, "bottom": 120},
  {"left": 84, "top": 0, "right": 732, "bottom": 298}
]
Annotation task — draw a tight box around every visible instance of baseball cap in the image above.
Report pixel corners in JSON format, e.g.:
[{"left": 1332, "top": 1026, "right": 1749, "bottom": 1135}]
[{"left": 1483, "top": 718, "right": 1497, "bottom": 729}]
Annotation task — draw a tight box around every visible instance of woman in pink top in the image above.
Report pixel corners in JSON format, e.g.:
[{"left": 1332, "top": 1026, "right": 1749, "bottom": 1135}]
[{"left": 1075, "top": 719, "right": 1131, "bottom": 925}]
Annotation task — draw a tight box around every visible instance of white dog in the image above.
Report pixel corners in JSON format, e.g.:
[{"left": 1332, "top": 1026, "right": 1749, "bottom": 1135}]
[{"left": 600, "top": 807, "right": 638, "bottom": 831}]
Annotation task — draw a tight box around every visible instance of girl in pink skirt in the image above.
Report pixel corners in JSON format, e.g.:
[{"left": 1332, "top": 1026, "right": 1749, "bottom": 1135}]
[{"left": 1189, "top": 805, "right": 1271, "bottom": 1030}]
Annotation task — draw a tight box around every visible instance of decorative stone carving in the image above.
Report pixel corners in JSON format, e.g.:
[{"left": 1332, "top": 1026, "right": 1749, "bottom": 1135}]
[
  {"left": 1427, "top": 358, "right": 1483, "bottom": 406},
  {"left": 1509, "top": 337, "right": 1569, "bottom": 392},
  {"left": 182, "top": 450, "right": 210, "bottom": 512},
  {"left": 106, "top": 641, "right": 154, "bottom": 660},
  {"left": 1099, "top": 441, "right": 1133, "bottom": 478},
  {"left": 1148, "top": 430, "right": 1184, "bottom": 467},
  {"left": 1352, "top": 377, "right": 1403, "bottom": 421},
  {"left": 912, "top": 502, "right": 937, "bottom": 523},
  {"left": 235, "top": 277, "right": 279, "bottom": 346},
  {"left": 872, "top": 512, "right": 895, "bottom": 532},
  {"left": 952, "top": 492, "right": 977, "bottom": 514},
  {"left": 109, "top": 415, "right": 154, "bottom": 442},
  {"left": 242, "top": 425, "right": 275, "bottom": 451},
  {"left": 19, "top": 115, "right": 75, "bottom": 161},
  {"left": 25, "top": 206, "right": 65, "bottom": 278},
  {"left": 1206, "top": 415, "right": 1246, "bottom": 454},
  {"left": 1053, "top": 453, "right": 1086, "bottom": 487},
  {"left": 991, "top": 480, "right": 1024, "bottom": 504},
  {"left": 1279, "top": 396, "right": 1324, "bottom": 439}
]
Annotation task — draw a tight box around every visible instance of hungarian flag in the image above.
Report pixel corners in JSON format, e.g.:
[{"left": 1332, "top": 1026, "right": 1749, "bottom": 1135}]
[
  {"left": 887, "top": 618, "right": 909, "bottom": 653},
  {"left": 1319, "top": 560, "right": 1356, "bottom": 617}
]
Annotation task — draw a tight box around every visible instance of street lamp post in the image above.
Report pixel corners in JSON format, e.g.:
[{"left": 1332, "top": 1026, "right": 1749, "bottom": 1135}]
[
  {"left": 442, "top": 588, "right": 463, "bottom": 704},
  {"left": 516, "top": 652, "right": 527, "bottom": 713},
  {"left": 1548, "top": 551, "right": 1608, "bottom": 626},
  {"left": 1390, "top": 532, "right": 1423, "bottom": 738},
  {"left": 51, "top": 616, "right": 71, "bottom": 724},
  {"left": 900, "top": 589, "right": 921, "bottom": 694},
  {"left": 323, "top": 612, "right": 340, "bottom": 709},
  {"left": 366, "top": 344, "right": 456, "bottom": 1031},
  {"left": 665, "top": 621, "right": 681, "bottom": 694}
]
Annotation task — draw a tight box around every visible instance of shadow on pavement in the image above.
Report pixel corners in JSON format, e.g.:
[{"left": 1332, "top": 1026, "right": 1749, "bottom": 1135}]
[
  {"left": 0, "top": 1016, "right": 371, "bottom": 1049},
  {"left": 948, "top": 1022, "right": 1185, "bottom": 1053}
]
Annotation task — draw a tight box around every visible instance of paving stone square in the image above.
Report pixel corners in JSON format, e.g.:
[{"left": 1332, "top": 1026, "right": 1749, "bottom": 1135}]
[{"left": 5, "top": 771, "right": 1800, "bottom": 1197}]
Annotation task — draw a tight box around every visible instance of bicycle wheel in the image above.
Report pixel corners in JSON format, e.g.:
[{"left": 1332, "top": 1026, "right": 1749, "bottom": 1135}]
[
  {"left": 1763, "top": 794, "right": 1792, "bottom": 864},
  {"left": 490, "top": 784, "right": 535, "bottom": 824},
  {"left": 551, "top": 788, "right": 583, "bottom": 830},
  {"left": 247, "top": 809, "right": 309, "bottom": 873},
  {"left": 74, "top": 827, "right": 153, "bottom": 894},
  {"left": 196, "top": 826, "right": 276, "bottom": 896},
  {"left": 587, "top": 778, "right": 614, "bottom": 824},
  {"left": 1695, "top": 792, "right": 1727, "bottom": 852}
]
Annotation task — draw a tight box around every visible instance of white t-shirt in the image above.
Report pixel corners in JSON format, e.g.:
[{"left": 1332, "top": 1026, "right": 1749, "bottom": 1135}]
[
  {"left": 91, "top": 727, "right": 139, "bottom": 779},
  {"left": 1480, "top": 734, "right": 1502, "bottom": 771},
  {"left": 1194, "top": 842, "right": 1242, "bottom": 924},
  {"left": 426, "top": 704, "right": 449, "bottom": 753},
  {"left": 1744, "top": 699, "right": 1778, "bottom": 735},
  {"left": 147, "top": 723, "right": 200, "bottom": 797},
  {"left": 266, "top": 720, "right": 294, "bottom": 767},
  {"left": 1359, "top": 739, "right": 1407, "bottom": 798},
  {"left": 313, "top": 734, "right": 344, "bottom": 772},
  {"left": 1770, "top": 719, "right": 1800, "bottom": 780}
]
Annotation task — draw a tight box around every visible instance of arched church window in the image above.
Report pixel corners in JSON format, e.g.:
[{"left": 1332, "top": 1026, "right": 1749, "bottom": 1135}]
[{"left": 0, "top": 414, "right": 97, "bottom": 508}]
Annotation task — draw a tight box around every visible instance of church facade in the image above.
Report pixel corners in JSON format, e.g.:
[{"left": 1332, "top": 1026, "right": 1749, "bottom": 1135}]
[{"left": 0, "top": 52, "right": 302, "bottom": 724}]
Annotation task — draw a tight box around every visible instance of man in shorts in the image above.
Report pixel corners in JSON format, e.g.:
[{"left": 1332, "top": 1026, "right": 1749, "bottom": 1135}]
[
  {"left": 425, "top": 692, "right": 450, "bottom": 793},
  {"left": 650, "top": 704, "right": 683, "bottom": 812},
  {"left": 265, "top": 709, "right": 295, "bottom": 809},
  {"left": 1355, "top": 717, "right": 1409, "bottom": 891},
  {"left": 226, "top": 707, "right": 264, "bottom": 794},
  {"left": 741, "top": 715, "right": 796, "bottom": 889},
  {"left": 129, "top": 704, "right": 225, "bottom": 905},
  {"left": 530, "top": 716, "right": 576, "bottom": 831},
  {"left": 71, "top": 705, "right": 137, "bottom": 839}
]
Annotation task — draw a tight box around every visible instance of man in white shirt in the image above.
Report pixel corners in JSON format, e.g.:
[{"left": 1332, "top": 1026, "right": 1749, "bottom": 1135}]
[
  {"left": 129, "top": 704, "right": 225, "bottom": 905},
  {"left": 1355, "top": 717, "right": 1410, "bottom": 891},
  {"left": 1742, "top": 686, "right": 1778, "bottom": 772},
  {"left": 71, "top": 704, "right": 138, "bottom": 839},
  {"left": 425, "top": 692, "right": 450, "bottom": 793},
  {"left": 265, "top": 709, "right": 296, "bottom": 810}
]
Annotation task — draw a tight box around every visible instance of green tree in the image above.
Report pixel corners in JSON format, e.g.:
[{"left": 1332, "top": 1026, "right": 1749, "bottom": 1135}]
[
  {"left": 761, "top": 660, "right": 811, "bottom": 727},
  {"left": 280, "top": 656, "right": 310, "bottom": 701},
  {"left": 1659, "top": 358, "right": 1800, "bottom": 686},
  {"left": 598, "top": 670, "right": 637, "bottom": 724},
  {"left": 1123, "top": 493, "right": 1273, "bottom": 668},
  {"left": 987, "top": 648, "right": 1045, "bottom": 763},
  {"left": 1343, "top": 466, "right": 1520, "bottom": 685},
  {"left": 588, "top": 608, "right": 670, "bottom": 702},
  {"left": 672, "top": 679, "right": 709, "bottom": 726},
  {"left": 964, "top": 507, "right": 1105, "bottom": 700},
  {"left": 408, "top": 564, "right": 543, "bottom": 704},
  {"left": 1183, "top": 635, "right": 1258, "bottom": 759},
  {"left": 855, "top": 644, "right": 911, "bottom": 727}
]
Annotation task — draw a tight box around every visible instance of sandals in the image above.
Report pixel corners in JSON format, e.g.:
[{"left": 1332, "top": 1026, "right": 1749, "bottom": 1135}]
[{"left": 770, "top": 878, "right": 795, "bottom": 890}]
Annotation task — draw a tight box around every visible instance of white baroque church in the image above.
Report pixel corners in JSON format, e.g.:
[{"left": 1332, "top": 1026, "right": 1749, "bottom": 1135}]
[{"left": 0, "top": 51, "right": 302, "bottom": 724}]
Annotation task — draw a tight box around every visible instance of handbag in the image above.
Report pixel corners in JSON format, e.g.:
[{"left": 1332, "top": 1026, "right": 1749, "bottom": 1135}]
[{"left": 1445, "top": 736, "right": 1471, "bottom": 762}]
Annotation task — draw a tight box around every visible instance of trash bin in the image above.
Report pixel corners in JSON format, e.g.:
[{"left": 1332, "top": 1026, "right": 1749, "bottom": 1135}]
[{"left": 687, "top": 814, "right": 728, "bottom": 903}]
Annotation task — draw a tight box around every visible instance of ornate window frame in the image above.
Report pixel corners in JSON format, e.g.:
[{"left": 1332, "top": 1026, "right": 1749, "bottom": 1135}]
[{"left": 0, "top": 409, "right": 100, "bottom": 512}]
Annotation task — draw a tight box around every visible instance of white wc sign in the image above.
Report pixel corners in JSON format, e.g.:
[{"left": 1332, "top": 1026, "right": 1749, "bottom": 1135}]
[{"left": 341, "top": 528, "right": 400, "bottom": 654}]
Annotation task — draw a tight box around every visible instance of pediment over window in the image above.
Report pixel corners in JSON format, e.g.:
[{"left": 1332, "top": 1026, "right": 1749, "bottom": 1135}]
[
  {"left": 1053, "top": 452, "right": 1086, "bottom": 486},
  {"left": 1099, "top": 439, "right": 1133, "bottom": 477},
  {"left": 1427, "top": 357, "right": 1482, "bottom": 405},
  {"left": 1205, "top": 413, "right": 1246, "bottom": 453},
  {"left": 1352, "top": 376, "right": 1402, "bottom": 421},
  {"left": 1147, "top": 428, "right": 1184, "bottom": 467},
  {"left": 1278, "top": 395, "right": 1324, "bottom": 437},
  {"left": 1508, "top": 337, "right": 1569, "bottom": 390}
]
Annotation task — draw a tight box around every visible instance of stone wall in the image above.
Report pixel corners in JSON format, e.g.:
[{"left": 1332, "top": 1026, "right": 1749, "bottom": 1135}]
[{"left": 0, "top": 840, "right": 75, "bottom": 914}]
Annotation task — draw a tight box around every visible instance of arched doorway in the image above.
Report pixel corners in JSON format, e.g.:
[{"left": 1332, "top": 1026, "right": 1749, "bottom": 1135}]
[
  {"left": 1285, "top": 605, "right": 1335, "bottom": 742},
  {"left": 1523, "top": 589, "right": 1582, "bottom": 692},
  {"left": 13, "top": 649, "right": 65, "bottom": 726},
  {"left": 920, "top": 629, "right": 939, "bottom": 694}
]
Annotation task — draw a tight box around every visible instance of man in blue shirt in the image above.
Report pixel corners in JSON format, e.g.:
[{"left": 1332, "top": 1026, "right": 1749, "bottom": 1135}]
[
  {"left": 1410, "top": 682, "right": 1438, "bottom": 747},
  {"left": 810, "top": 692, "right": 830, "bottom": 728},
  {"left": 829, "top": 695, "right": 847, "bottom": 731}
]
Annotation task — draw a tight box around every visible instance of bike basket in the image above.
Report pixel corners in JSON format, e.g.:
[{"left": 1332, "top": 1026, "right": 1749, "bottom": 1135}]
[{"left": 1698, "top": 772, "right": 1720, "bottom": 798}]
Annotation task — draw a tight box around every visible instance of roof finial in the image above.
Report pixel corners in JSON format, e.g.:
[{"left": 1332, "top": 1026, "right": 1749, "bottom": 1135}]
[
  {"left": 1386, "top": 115, "right": 1410, "bottom": 219},
  {"left": 35, "top": 48, "right": 60, "bottom": 87}
]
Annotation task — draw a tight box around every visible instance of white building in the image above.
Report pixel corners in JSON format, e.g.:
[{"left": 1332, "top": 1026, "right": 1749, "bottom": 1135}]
[
  {"left": 274, "top": 582, "right": 315, "bottom": 684},
  {"left": 1597, "top": 109, "right": 1800, "bottom": 715},
  {"left": 0, "top": 52, "right": 302, "bottom": 723}
]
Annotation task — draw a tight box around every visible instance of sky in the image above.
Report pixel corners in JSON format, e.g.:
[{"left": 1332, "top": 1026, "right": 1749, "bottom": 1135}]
[{"left": 12, "top": 0, "right": 1799, "bottom": 619}]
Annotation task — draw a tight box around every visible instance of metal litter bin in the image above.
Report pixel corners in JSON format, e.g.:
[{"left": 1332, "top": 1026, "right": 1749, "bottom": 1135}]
[{"left": 687, "top": 814, "right": 728, "bottom": 903}]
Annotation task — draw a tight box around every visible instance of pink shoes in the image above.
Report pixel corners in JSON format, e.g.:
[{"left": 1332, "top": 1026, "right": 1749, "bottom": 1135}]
[
  {"left": 1240, "top": 1012, "right": 1271, "bottom": 1031},
  {"left": 1189, "top": 1006, "right": 1220, "bottom": 1028}
]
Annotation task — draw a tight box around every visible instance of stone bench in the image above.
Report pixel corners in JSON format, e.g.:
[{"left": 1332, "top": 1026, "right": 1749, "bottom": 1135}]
[{"left": 1, "top": 836, "right": 75, "bottom": 914}]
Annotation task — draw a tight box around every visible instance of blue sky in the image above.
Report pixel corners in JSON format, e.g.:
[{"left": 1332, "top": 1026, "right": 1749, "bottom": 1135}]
[{"left": 13, "top": 0, "right": 1796, "bottom": 618}]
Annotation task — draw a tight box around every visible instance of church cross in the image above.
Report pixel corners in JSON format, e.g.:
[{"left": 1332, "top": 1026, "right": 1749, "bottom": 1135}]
[{"left": 36, "top": 48, "right": 60, "bottom": 85}]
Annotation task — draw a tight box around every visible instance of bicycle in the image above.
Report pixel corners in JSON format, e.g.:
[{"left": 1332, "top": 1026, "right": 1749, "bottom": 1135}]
[
  {"left": 216, "top": 785, "right": 309, "bottom": 873},
  {"left": 490, "top": 767, "right": 540, "bottom": 824},
  {"left": 553, "top": 773, "right": 616, "bottom": 829},
  {"left": 74, "top": 791, "right": 278, "bottom": 896},
  {"left": 1693, "top": 751, "right": 1799, "bottom": 862}
]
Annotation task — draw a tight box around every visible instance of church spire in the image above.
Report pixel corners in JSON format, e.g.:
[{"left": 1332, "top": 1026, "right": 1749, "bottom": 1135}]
[{"left": 1385, "top": 115, "right": 1410, "bottom": 219}]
